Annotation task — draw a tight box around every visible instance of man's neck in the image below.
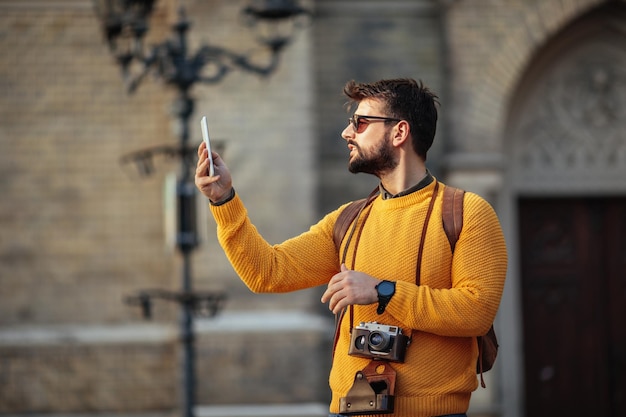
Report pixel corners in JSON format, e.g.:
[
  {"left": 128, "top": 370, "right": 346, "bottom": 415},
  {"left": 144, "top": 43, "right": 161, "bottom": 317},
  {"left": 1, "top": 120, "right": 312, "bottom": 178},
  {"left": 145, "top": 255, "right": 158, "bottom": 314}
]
[{"left": 380, "top": 163, "right": 428, "bottom": 196}]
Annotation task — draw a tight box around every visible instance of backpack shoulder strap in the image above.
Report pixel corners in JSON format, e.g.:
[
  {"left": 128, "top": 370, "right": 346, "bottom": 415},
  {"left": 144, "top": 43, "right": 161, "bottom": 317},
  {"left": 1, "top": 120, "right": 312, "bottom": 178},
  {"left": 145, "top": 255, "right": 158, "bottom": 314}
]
[
  {"left": 441, "top": 186, "right": 498, "bottom": 387},
  {"left": 332, "top": 198, "right": 366, "bottom": 251},
  {"left": 442, "top": 185, "right": 465, "bottom": 251},
  {"left": 332, "top": 188, "right": 380, "bottom": 251}
]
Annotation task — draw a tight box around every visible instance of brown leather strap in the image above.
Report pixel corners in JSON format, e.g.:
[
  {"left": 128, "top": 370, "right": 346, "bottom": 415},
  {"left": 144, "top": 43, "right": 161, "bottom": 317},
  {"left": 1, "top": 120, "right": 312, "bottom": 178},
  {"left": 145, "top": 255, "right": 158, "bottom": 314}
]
[
  {"left": 442, "top": 186, "right": 465, "bottom": 253},
  {"left": 333, "top": 198, "right": 366, "bottom": 252},
  {"left": 414, "top": 181, "right": 440, "bottom": 286},
  {"left": 333, "top": 187, "right": 380, "bottom": 255},
  {"left": 332, "top": 309, "right": 344, "bottom": 360}
]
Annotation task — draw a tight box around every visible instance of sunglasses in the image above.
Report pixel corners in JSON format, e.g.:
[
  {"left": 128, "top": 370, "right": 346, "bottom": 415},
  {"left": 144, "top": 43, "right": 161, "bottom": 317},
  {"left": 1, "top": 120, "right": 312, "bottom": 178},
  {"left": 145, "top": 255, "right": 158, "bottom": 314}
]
[{"left": 348, "top": 114, "right": 402, "bottom": 133}]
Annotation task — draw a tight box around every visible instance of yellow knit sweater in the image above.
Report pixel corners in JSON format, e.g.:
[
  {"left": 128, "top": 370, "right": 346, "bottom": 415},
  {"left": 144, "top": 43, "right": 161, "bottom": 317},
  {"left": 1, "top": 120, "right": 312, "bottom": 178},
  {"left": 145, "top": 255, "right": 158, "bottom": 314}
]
[{"left": 210, "top": 180, "right": 508, "bottom": 417}]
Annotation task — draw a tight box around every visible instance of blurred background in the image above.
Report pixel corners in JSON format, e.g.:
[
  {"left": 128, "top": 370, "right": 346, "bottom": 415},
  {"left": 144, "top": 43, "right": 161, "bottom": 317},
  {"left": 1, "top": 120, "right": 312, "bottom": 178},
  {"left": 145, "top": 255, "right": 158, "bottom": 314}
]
[{"left": 0, "top": 1, "right": 625, "bottom": 417}]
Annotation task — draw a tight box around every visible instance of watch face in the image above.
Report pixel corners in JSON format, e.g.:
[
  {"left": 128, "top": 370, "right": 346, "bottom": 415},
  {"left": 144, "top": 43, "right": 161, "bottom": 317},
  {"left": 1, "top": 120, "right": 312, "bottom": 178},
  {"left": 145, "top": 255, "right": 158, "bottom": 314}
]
[{"left": 377, "top": 281, "right": 395, "bottom": 297}]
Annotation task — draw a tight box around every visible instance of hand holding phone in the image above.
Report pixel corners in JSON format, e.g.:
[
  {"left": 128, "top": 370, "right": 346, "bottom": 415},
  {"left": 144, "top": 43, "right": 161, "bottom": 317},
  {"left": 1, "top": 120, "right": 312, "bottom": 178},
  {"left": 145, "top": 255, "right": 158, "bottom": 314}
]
[{"left": 200, "top": 116, "right": 215, "bottom": 177}]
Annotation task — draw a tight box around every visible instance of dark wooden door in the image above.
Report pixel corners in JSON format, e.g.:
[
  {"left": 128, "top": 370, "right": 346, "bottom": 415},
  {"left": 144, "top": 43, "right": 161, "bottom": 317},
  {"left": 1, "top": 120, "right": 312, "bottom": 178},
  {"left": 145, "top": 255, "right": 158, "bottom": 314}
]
[{"left": 519, "top": 197, "right": 626, "bottom": 417}]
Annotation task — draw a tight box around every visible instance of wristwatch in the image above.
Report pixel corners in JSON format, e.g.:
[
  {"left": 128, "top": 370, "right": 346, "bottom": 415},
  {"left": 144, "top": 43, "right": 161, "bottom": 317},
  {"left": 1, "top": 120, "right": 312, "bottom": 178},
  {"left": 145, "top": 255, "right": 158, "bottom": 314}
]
[{"left": 376, "top": 280, "right": 396, "bottom": 314}]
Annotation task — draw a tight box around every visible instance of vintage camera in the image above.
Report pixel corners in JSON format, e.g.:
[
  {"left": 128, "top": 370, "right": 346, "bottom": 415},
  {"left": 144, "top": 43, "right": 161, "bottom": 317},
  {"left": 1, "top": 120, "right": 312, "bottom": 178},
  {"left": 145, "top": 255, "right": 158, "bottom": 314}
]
[{"left": 348, "top": 322, "right": 409, "bottom": 363}]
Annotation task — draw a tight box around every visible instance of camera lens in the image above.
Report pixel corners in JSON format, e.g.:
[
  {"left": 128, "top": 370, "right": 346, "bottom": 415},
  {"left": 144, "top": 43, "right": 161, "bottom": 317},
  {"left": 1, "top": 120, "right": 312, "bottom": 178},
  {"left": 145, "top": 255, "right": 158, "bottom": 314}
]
[
  {"left": 368, "top": 331, "right": 391, "bottom": 351},
  {"left": 354, "top": 335, "right": 365, "bottom": 350}
]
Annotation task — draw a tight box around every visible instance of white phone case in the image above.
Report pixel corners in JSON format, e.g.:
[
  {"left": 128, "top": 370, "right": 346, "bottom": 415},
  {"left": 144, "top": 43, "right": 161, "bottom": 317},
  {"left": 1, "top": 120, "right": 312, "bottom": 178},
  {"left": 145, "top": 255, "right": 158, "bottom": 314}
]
[{"left": 200, "top": 116, "right": 214, "bottom": 177}]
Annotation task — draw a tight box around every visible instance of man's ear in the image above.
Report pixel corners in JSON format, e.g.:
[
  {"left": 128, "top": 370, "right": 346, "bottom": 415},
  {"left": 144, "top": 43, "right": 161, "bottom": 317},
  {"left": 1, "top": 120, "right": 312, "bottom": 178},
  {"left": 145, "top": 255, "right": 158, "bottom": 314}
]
[{"left": 392, "top": 120, "right": 411, "bottom": 147}]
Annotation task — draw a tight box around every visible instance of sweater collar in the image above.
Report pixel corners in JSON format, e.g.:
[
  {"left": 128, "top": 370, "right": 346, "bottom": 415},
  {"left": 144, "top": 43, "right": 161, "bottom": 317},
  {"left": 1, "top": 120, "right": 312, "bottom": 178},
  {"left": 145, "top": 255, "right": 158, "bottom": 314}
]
[{"left": 379, "top": 170, "right": 434, "bottom": 200}]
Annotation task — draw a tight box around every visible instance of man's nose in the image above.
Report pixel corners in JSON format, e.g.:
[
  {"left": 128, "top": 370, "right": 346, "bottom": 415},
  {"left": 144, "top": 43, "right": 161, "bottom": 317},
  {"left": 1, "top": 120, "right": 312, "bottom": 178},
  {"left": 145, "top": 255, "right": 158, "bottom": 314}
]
[{"left": 341, "top": 124, "right": 353, "bottom": 141}]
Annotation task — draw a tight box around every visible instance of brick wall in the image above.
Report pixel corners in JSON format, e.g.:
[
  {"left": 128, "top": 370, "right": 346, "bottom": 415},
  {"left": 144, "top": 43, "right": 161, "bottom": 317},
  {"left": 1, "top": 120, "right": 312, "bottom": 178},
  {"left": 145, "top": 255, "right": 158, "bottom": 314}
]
[
  {"left": 0, "top": 0, "right": 320, "bottom": 334},
  {"left": 0, "top": 1, "right": 176, "bottom": 326}
]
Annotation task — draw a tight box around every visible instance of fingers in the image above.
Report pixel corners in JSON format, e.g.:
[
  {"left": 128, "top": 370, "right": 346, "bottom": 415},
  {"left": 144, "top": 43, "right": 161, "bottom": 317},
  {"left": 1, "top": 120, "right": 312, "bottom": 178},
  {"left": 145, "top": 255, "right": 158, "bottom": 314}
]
[
  {"left": 320, "top": 275, "right": 338, "bottom": 306},
  {"left": 329, "top": 295, "right": 346, "bottom": 315},
  {"left": 197, "top": 142, "right": 205, "bottom": 157},
  {"left": 321, "top": 266, "right": 351, "bottom": 314},
  {"left": 194, "top": 150, "right": 222, "bottom": 201},
  {"left": 321, "top": 266, "right": 380, "bottom": 314},
  {"left": 194, "top": 144, "right": 234, "bottom": 203},
  {"left": 195, "top": 144, "right": 220, "bottom": 180},
  {"left": 320, "top": 282, "right": 333, "bottom": 304},
  {"left": 195, "top": 155, "right": 214, "bottom": 180},
  {"left": 324, "top": 264, "right": 348, "bottom": 313},
  {"left": 321, "top": 285, "right": 345, "bottom": 315},
  {"left": 196, "top": 143, "right": 209, "bottom": 173}
]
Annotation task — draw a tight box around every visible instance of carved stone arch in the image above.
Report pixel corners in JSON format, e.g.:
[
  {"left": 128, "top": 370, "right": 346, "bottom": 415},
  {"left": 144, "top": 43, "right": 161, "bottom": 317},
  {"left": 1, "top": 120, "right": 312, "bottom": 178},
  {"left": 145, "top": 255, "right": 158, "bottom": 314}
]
[
  {"left": 505, "top": 3, "right": 626, "bottom": 194},
  {"left": 448, "top": 0, "right": 606, "bottom": 154}
]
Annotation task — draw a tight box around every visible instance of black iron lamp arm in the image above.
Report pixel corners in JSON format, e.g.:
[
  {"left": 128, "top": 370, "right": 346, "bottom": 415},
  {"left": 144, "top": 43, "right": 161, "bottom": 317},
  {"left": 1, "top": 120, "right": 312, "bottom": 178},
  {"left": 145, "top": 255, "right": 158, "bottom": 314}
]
[{"left": 125, "top": 288, "right": 227, "bottom": 319}]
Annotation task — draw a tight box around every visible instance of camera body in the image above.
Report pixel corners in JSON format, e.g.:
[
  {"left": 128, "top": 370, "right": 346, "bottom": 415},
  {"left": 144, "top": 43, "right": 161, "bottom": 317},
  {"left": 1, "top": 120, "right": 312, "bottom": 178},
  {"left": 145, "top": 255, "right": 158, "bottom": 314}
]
[{"left": 348, "top": 322, "right": 408, "bottom": 363}]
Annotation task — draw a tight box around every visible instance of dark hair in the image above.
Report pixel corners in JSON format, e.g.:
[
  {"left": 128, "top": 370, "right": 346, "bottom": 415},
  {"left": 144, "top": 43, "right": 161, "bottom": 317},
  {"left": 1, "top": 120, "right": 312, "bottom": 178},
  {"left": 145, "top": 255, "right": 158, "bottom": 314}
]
[{"left": 343, "top": 78, "right": 439, "bottom": 160}]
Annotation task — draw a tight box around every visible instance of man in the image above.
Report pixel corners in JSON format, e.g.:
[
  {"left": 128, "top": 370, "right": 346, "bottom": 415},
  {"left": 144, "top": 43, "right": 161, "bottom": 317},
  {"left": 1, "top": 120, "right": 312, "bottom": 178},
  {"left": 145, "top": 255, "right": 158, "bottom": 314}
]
[{"left": 195, "top": 78, "right": 507, "bottom": 417}]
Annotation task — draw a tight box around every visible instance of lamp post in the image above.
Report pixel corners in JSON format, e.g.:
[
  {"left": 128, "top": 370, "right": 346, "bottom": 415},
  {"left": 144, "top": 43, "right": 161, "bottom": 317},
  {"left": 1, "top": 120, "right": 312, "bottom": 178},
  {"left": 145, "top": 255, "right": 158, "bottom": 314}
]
[{"left": 91, "top": 1, "right": 310, "bottom": 416}]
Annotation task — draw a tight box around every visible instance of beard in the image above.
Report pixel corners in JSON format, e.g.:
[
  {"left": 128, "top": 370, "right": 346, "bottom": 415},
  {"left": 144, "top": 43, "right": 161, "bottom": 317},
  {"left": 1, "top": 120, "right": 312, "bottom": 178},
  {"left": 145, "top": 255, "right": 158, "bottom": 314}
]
[{"left": 348, "top": 133, "right": 398, "bottom": 176}]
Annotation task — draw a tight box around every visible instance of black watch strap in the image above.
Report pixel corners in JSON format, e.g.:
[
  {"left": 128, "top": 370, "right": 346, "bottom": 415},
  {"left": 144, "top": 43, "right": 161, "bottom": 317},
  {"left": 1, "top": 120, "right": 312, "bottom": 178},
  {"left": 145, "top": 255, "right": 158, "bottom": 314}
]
[
  {"left": 376, "top": 280, "right": 396, "bottom": 314},
  {"left": 376, "top": 303, "right": 388, "bottom": 315}
]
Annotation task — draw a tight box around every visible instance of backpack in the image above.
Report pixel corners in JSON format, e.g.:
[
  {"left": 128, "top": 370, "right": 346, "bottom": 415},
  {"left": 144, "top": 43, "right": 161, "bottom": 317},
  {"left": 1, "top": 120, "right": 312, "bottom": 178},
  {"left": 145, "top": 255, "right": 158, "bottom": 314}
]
[{"left": 332, "top": 184, "right": 498, "bottom": 388}]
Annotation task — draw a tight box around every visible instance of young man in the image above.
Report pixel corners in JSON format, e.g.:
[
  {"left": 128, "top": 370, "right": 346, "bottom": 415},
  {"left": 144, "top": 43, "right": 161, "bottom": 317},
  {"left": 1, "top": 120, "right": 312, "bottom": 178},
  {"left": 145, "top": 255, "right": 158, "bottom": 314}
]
[{"left": 195, "top": 78, "right": 508, "bottom": 417}]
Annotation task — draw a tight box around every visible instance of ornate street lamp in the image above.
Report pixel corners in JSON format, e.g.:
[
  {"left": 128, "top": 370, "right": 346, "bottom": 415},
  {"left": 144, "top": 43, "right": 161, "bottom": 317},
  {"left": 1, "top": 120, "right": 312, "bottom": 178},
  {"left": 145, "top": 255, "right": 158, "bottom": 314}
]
[
  {"left": 93, "top": 0, "right": 310, "bottom": 91},
  {"left": 91, "top": 1, "right": 311, "bottom": 417}
]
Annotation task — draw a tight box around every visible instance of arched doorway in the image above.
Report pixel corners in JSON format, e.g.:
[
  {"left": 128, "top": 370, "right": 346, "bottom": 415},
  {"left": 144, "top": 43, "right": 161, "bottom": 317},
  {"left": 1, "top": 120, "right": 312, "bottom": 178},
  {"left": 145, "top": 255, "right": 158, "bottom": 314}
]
[{"left": 506, "top": 3, "right": 626, "bottom": 416}]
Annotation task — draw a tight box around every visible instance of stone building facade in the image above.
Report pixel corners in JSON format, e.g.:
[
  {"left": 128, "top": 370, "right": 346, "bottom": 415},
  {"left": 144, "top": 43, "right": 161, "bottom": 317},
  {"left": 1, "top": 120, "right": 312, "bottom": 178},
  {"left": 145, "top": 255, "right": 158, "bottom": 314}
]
[{"left": 1, "top": 1, "right": 624, "bottom": 417}]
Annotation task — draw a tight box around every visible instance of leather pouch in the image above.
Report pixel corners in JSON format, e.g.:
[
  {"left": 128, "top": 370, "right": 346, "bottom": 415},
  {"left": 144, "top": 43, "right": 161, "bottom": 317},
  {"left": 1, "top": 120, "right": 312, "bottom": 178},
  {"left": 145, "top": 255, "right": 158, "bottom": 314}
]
[{"left": 339, "top": 361, "right": 397, "bottom": 415}]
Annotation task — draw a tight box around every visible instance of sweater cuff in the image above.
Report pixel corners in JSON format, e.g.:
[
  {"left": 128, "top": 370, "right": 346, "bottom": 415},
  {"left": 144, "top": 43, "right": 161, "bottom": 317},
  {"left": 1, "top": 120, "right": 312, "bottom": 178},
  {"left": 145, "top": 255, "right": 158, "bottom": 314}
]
[
  {"left": 388, "top": 280, "right": 413, "bottom": 318},
  {"left": 209, "top": 187, "right": 235, "bottom": 206},
  {"left": 209, "top": 191, "right": 246, "bottom": 224}
]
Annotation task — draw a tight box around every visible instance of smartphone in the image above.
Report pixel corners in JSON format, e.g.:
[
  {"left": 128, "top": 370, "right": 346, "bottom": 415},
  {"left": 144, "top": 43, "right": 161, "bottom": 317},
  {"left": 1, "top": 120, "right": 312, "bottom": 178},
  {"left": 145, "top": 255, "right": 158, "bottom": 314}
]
[{"left": 200, "top": 116, "right": 215, "bottom": 177}]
